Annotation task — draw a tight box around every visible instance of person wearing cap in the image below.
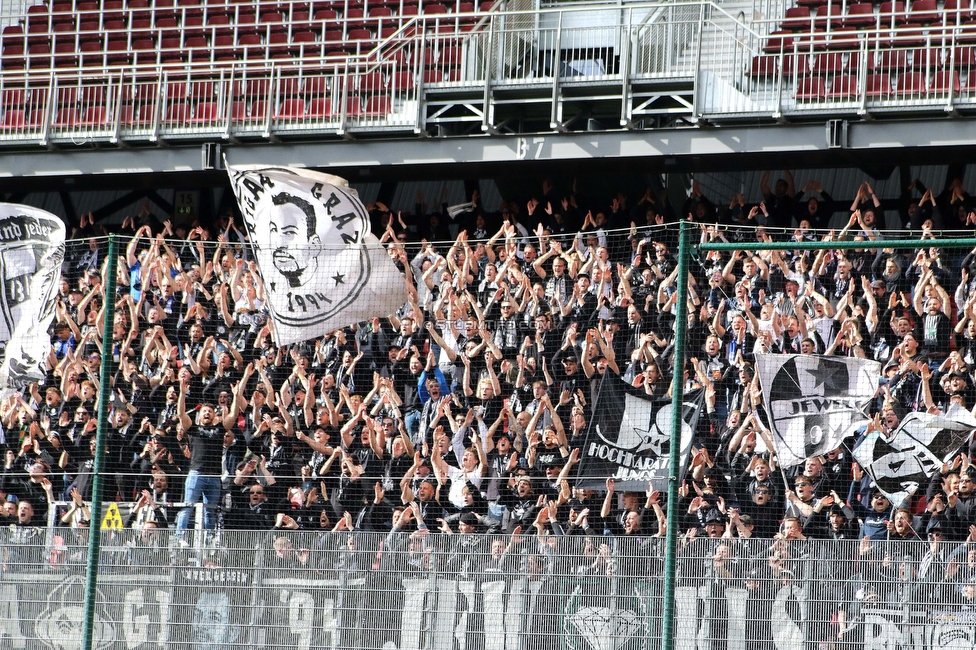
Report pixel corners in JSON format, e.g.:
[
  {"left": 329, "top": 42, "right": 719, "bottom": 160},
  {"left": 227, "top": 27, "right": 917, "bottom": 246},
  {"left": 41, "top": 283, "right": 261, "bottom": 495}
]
[
  {"left": 726, "top": 508, "right": 756, "bottom": 542},
  {"left": 854, "top": 488, "right": 893, "bottom": 542},
  {"left": 945, "top": 469, "right": 976, "bottom": 541},
  {"left": 499, "top": 472, "right": 541, "bottom": 533},
  {"left": 739, "top": 476, "right": 782, "bottom": 539},
  {"left": 551, "top": 337, "right": 583, "bottom": 397},
  {"left": 484, "top": 418, "right": 518, "bottom": 503},
  {"left": 0, "top": 493, "right": 16, "bottom": 524},
  {"left": 915, "top": 518, "right": 949, "bottom": 602},
  {"left": 438, "top": 510, "right": 487, "bottom": 577},
  {"left": 701, "top": 508, "right": 727, "bottom": 538},
  {"left": 938, "top": 368, "right": 976, "bottom": 411},
  {"left": 784, "top": 475, "right": 818, "bottom": 526},
  {"left": 867, "top": 278, "right": 888, "bottom": 309},
  {"left": 804, "top": 501, "right": 857, "bottom": 539}
]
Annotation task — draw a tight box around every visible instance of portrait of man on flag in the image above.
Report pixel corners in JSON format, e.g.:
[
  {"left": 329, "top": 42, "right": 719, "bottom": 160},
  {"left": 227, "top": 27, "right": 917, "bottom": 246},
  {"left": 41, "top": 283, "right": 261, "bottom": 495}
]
[{"left": 226, "top": 164, "right": 404, "bottom": 346}]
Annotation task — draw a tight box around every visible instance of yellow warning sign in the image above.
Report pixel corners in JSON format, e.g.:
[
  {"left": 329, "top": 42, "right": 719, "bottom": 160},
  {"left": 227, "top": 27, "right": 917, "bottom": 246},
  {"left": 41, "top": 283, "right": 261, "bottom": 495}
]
[{"left": 101, "top": 502, "right": 124, "bottom": 529}]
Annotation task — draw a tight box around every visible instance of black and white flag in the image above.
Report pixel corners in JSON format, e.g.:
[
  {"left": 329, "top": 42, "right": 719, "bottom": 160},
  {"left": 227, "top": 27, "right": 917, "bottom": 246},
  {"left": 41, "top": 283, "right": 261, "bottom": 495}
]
[
  {"left": 575, "top": 379, "right": 703, "bottom": 491},
  {"left": 0, "top": 205, "right": 64, "bottom": 391},
  {"left": 853, "top": 405, "right": 976, "bottom": 506},
  {"left": 226, "top": 164, "right": 404, "bottom": 346},
  {"left": 756, "top": 353, "right": 879, "bottom": 468}
]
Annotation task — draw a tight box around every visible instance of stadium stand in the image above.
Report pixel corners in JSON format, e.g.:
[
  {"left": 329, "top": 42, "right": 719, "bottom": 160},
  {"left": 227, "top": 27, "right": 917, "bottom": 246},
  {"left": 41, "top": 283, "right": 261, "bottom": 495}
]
[
  {"left": 0, "top": 172, "right": 970, "bottom": 541},
  {"left": 5, "top": 0, "right": 976, "bottom": 645}
]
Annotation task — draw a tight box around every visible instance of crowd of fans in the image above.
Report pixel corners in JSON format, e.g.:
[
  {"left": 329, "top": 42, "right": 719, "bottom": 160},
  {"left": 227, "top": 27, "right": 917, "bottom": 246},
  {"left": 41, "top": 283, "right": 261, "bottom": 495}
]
[{"left": 3, "top": 172, "right": 976, "bottom": 600}]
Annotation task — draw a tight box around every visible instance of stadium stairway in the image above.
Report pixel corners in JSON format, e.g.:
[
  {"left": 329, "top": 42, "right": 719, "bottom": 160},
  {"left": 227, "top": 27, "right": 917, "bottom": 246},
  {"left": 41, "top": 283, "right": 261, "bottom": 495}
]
[{"left": 676, "top": 0, "right": 783, "bottom": 116}]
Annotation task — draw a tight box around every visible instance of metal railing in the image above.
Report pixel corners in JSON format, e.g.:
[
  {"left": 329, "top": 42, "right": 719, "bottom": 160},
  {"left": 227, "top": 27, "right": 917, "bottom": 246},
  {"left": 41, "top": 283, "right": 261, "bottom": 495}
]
[
  {"left": 2, "top": 0, "right": 976, "bottom": 143},
  {"left": 702, "top": 10, "right": 976, "bottom": 119},
  {"left": 0, "top": 0, "right": 707, "bottom": 142},
  {"left": 4, "top": 531, "right": 976, "bottom": 649}
]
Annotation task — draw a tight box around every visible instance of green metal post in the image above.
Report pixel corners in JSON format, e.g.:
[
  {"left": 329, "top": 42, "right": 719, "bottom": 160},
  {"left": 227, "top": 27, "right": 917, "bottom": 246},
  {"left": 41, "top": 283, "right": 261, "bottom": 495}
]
[
  {"left": 698, "top": 237, "right": 976, "bottom": 253},
  {"left": 81, "top": 234, "right": 118, "bottom": 650},
  {"left": 662, "top": 220, "right": 691, "bottom": 650}
]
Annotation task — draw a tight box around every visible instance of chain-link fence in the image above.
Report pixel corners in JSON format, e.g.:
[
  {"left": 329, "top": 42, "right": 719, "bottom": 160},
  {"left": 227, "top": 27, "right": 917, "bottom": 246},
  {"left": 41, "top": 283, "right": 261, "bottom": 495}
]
[
  {"left": 7, "top": 531, "right": 976, "bottom": 649},
  {"left": 15, "top": 207, "right": 976, "bottom": 650}
]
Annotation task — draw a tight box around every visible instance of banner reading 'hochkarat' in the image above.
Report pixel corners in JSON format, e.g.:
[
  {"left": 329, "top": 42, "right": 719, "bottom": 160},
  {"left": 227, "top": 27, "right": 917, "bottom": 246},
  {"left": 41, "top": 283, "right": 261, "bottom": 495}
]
[
  {"left": 575, "top": 378, "right": 703, "bottom": 491},
  {"left": 757, "top": 353, "right": 879, "bottom": 468},
  {"left": 0, "top": 205, "right": 65, "bottom": 391},
  {"left": 226, "top": 164, "right": 405, "bottom": 346}
]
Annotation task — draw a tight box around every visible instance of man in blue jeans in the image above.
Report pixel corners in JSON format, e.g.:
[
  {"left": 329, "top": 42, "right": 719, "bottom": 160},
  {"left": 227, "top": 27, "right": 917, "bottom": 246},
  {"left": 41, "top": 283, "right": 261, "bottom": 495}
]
[{"left": 175, "top": 372, "right": 243, "bottom": 531}]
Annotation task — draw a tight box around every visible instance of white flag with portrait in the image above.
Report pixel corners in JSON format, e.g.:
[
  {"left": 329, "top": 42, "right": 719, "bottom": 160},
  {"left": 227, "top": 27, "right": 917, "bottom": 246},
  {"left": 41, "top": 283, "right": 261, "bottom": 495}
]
[
  {"left": 226, "top": 164, "right": 405, "bottom": 346},
  {"left": 0, "top": 204, "right": 65, "bottom": 391}
]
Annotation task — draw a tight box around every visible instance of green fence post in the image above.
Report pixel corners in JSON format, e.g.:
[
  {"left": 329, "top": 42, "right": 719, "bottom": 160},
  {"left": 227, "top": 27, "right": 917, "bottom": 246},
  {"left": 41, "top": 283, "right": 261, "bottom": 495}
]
[
  {"left": 82, "top": 234, "right": 118, "bottom": 650},
  {"left": 662, "top": 219, "right": 691, "bottom": 650}
]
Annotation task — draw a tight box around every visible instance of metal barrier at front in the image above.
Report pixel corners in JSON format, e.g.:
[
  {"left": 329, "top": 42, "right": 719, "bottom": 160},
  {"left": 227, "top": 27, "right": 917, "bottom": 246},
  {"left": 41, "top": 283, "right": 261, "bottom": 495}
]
[{"left": 4, "top": 531, "right": 976, "bottom": 649}]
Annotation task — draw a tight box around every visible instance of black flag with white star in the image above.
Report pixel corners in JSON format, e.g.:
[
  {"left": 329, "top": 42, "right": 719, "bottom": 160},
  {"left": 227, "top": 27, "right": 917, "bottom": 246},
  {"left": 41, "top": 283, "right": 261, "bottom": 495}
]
[
  {"left": 756, "top": 353, "right": 880, "bottom": 468},
  {"left": 574, "top": 377, "right": 703, "bottom": 491}
]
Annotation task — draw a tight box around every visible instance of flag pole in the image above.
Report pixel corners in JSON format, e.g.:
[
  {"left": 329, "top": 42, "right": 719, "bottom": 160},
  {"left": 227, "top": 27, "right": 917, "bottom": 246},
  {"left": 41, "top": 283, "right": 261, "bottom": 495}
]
[{"left": 778, "top": 464, "right": 792, "bottom": 495}]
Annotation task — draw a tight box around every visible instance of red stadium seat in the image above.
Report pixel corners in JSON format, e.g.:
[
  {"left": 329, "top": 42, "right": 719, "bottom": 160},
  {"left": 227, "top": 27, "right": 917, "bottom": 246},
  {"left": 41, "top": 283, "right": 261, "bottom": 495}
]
[
  {"left": 845, "top": 3, "right": 876, "bottom": 28},
  {"left": 827, "top": 28, "right": 862, "bottom": 49},
  {"left": 389, "top": 71, "right": 414, "bottom": 92},
  {"left": 794, "top": 76, "right": 826, "bottom": 99},
  {"left": 307, "top": 97, "right": 331, "bottom": 116},
  {"left": 879, "top": 2, "right": 908, "bottom": 25},
  {"left": 190, "top": 101, "right": 220, "bottom": 122},
  {"left": 930, "top": 69, "right": 961, "bottom": 92},
  {"left": 912, "top": 48, "right": 940, "bottom": 68},
  {"left": 278, "top": 76, "right": 302, "bottom": 97},
  {"left": 305, "top": 76, "right": 330, "bottom": 96},
  {"left": 951, "top": 45, "right": 976, "bottom": 67},
  {"left": 909, "top": 0, "right": 940, "bottom": 23},
  {"left": 78, "top": 105, "right": 109, "bottom": 126},
  {"left": 343, "top": 94, "right": 363, "bottom": 116},
  {"left": 53, "top": 107, "right": 78, "bottom": 126},
  {"left": 763, "top": 30, "right": 795, "bottom": 54},
  {"left": 814, "top": 4, "right": 843, "bottom": 29},
  {"left": 813, "top": 52, "right": 844, "bottom": 75},
  {"left": 826, "top": 73, "right": 859, "bottom": 98},
  {"left": 865, "top": 73, "right": 893, "bottom": 96},
  {"left": 877, "top": 49, "right": 909, "bottom": 72},
  {"left": 358, "top": 71, "right": 386, "bottom": 93},
  {"left": 1, "top": 109, "right": 26, "bottom": 129},
  {"left": 782, "top": 6, "right": 812, "bottom": 31},
  {"left": 944, "top": 0, "right": 973, "bottom": 22},
  {"left": 276, "top": 98, "right": 305, "bottom": 118},
  {"left": 164, "top": 102, "right": 191, "bottom": 124},
  {"left": 364, "top": 95, "right": 391, "bottom": 114},
  {"left": 895, "top": 71, "right": 928, "bottom": 94}
]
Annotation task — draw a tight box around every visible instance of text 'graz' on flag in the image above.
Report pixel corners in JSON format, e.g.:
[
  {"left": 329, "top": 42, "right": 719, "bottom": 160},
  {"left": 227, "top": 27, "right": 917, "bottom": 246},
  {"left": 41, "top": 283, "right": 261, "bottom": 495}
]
[{"left": 225, "top": 164, "right": 405, "bottom": 346}]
